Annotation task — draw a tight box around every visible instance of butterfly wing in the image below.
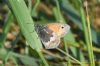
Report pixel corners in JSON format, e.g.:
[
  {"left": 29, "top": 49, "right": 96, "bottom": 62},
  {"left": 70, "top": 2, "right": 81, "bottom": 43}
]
[
  {"left": 35, "top": 24, "right": 60, "bottom": 49},
  {"left": 42, "top": 33, "right": 60, "bottom": 49}
]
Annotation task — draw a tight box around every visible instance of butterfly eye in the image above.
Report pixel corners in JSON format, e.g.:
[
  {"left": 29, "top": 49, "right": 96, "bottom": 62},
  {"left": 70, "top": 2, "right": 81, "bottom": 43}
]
[{"left": 61, "top": 26, "right": 64, "bottom": 29}]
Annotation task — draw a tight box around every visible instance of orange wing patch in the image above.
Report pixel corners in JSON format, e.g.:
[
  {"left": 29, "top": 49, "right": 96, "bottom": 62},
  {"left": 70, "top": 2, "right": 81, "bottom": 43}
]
[{"left": 47, "top": 23, "right": 61, "bottom": 33}]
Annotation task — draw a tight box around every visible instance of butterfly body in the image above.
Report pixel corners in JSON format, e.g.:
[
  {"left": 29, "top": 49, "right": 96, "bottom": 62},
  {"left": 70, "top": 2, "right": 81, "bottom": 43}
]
[{"left": 35, "top": 23, "right": 70, "bottom": 49}]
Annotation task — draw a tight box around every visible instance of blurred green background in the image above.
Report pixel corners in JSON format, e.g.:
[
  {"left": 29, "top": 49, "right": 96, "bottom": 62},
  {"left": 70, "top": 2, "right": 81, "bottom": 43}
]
[{"left": 0, "top": 0, "right": 100, "bottom": 66}]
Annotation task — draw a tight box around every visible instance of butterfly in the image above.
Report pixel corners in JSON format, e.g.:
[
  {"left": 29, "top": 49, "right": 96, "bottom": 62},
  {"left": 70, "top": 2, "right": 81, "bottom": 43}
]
[{"left": 35, "top": 23, "right": 70, "bottom": 49}]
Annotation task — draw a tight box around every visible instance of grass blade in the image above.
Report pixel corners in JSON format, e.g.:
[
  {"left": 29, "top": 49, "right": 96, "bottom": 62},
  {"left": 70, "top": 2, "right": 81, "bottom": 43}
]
[{"left": 7, "top": 0, "right": 42, "bottom": 50}]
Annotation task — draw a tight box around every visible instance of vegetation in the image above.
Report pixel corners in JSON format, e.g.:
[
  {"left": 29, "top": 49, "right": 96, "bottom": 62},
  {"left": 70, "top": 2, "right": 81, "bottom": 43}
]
[{"left": 0, "top": 0, "right": 100, "bottom": 66}]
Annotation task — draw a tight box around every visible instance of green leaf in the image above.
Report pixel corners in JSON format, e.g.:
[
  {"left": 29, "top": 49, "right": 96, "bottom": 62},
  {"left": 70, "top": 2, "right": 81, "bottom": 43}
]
[{"left": 7, "top": 0, "right": 43, "bottom": 50}]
